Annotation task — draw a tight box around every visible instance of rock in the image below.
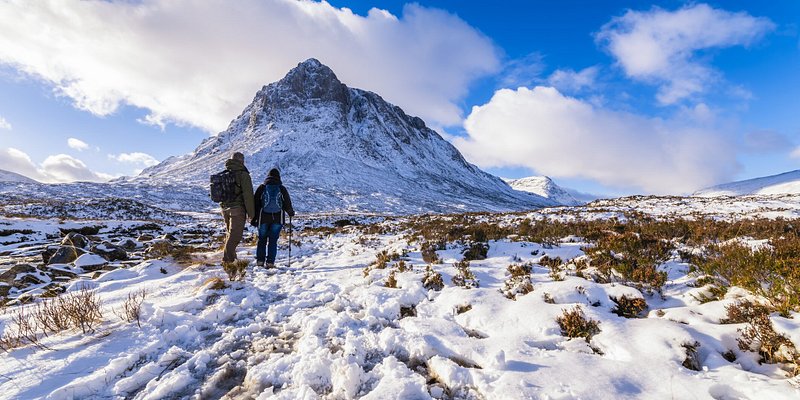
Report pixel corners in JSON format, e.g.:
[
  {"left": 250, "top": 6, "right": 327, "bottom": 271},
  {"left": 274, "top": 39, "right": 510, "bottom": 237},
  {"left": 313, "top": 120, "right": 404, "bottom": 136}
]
[
  {"left": 74, "top": 253, "right": 108, "bottom": 272},
  {"left": 116, "top": 238, "right": 141, "bottom": 251},
  {"left": 19, "top": 273, "right": 47, "bottom": 286},
  {"left": 0, "top": 284, "right": 10, "bottom": 297},
  {"left": 137, "top": 233, "right": 155, "bottom": 242},
  {"left": 0, "top": 264, "right": 37, "bottom": 284},
  {"left": 41, "top": 245, "right": 60, "bottom": 264},
  {"left": 146, "top": 239, "right": 174, "bottom": 259},
  {"left": 132, "top": 222, "right": 162, "bottom": 231},
  {"left": 40, "top": 283, "right": 65, "bottom": 298},
  {"left": 59, "top": 225, "right": 104, "bottom": 236},
  {"left": 44, "top": 264, "right": 79, "bottom": 279},
  {"left": 90, "top": 241, "right": 128, "bottom": 261},
  {"left": 159, "top": 233, "right": 178, "bottom": 242},
  {"left": 61, "top": 232, "right": 89, "bottom": 249},
  {"left": 47, "top": 246, "right": 86, "bottom": 265}
]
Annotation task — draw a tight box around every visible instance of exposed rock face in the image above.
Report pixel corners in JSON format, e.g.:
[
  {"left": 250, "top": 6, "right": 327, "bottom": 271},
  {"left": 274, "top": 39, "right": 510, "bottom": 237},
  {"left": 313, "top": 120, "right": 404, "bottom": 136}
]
[{"left": 130, "top": 59, "right": 553, "bottom": 214}]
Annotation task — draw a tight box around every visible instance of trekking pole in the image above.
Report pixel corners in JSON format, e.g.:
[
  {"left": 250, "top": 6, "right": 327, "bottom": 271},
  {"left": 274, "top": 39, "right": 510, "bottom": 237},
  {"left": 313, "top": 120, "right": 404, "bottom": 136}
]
[{"left": 288, "top": 215, "right": 292, "bottom": 268}]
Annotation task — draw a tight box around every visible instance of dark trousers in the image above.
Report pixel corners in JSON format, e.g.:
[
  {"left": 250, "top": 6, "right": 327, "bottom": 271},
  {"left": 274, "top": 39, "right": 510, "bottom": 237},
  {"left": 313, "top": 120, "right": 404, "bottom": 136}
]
[{"left": 256, "top": 222, "right": 282, "bottom": 264}]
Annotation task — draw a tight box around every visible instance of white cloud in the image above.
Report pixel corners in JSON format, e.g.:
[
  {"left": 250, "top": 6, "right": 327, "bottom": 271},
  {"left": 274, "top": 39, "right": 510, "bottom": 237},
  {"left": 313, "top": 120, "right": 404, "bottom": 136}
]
[
  {"left": 0, "top": 0, "right": 499, "bottom": 132},
  {"left": 110, "top": 152, "right": 160, "bottom": 167},
  {"left": 547, "top": 66, "right": 599, "bottom": 93},
  {"left": 0, "top": 147, "right": 111, "bottom": 183},
  {"left": 67, "top": 137, "right": 90, "bottom": 151},
  {"left": 0, "top": 116, "right": 10, "bottom": 130},
  {"left": 498, "top": 53, "right": 545, "bottom": 88},
  {"left": 790, "top": 147, "right": 800, "bottom": 159},
  {"left": 596, "top": 3, "right": 774, "bottom": 104},
  {"left": 453, "top": 86, "right": 738, "bottom": 194}
]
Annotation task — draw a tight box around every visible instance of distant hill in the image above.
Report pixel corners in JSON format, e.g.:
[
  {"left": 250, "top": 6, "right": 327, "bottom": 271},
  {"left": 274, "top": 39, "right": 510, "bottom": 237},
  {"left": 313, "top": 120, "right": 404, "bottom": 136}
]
[
  {"left": 506, "top": 176, "right": 596, "bottom": 206},
  {"left": 694, "top": 170, "right": 800, "bottom": 197},
  {"left": 0, "top": 169, "right": 38, "bottom": 184}
]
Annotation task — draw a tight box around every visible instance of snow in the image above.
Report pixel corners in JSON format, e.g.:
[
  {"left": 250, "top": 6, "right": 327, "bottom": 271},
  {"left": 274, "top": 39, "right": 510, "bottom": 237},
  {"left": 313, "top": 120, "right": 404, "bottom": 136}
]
[
  {"left": 1, "top": 213, "right": 798, "bottom": 399},
  {"left": 74, "top": 253, "right": 107, "bottom": 268},
  {"left": 695, "top": 169, "right": 800, "bottom": 197},
  {"left": 506, "top": 176, "right": 597, "bottom": 206},
  {"left": 0, "top": 169, "right": 37, "bottom": 184}
]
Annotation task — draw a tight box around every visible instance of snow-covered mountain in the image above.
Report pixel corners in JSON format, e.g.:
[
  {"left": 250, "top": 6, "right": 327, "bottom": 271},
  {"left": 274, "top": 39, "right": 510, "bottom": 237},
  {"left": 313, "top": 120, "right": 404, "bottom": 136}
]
[
  {"left": 131, "top": 59, "right": 553, "bottom": 213},
  {"left": 0, "top": 169, "right": 37, "bottom": 183},
  {"left": 694, "top": 170, "right": 800, "bottom": 197},
  {"left": 506, "top": 176, "right": 595, "bottom": 206}
]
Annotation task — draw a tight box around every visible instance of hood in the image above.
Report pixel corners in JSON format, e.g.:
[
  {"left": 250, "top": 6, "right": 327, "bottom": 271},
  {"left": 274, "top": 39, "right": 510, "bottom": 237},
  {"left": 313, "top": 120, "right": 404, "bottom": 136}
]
[
  {"left": 225, "top": 158, "right": 248, "bottom": 172},
  {"left": 264, "top": 176, "right": 282, "bottom": 185}
]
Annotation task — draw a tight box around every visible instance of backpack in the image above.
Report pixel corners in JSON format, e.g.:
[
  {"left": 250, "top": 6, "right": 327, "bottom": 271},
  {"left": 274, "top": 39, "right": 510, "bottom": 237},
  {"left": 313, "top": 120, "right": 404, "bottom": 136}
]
[
  {"left": 209, "top": 170, "right": 238, "bottom": 203},
  {"left": 262, "top": 184, "right": 283, "bottom": 213}
]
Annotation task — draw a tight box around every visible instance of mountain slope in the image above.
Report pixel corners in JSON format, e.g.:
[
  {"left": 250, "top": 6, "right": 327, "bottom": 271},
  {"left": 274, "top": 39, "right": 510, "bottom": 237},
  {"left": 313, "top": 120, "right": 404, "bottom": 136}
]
[
  {"left": 0, "top": 169, "right": 37, "bottom": 183},
  {"left": 132, "top": 59, "right": 553, "bottom": 213},
  {"left": 506, "top": 176, "right": 595, "bottom": 206},
  {"left": 694, "top": 170, "right": 800, "bottom": 197}
]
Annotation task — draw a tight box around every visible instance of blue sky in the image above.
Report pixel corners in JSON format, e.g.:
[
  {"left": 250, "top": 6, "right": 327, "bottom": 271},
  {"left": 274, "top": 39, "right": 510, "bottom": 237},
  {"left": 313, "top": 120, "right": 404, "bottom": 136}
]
[{"left": 0, "top": 0, "right": 798, "bottom": 196}]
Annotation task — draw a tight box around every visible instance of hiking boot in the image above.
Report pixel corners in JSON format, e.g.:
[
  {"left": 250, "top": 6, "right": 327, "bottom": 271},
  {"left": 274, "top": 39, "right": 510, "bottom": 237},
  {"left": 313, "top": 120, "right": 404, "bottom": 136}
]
[
  {"left": 256, "top": 261, "right": 264, "bottom": 267},
  {"left": 266, "top": 263, "right": 275, "bottom": 269}
]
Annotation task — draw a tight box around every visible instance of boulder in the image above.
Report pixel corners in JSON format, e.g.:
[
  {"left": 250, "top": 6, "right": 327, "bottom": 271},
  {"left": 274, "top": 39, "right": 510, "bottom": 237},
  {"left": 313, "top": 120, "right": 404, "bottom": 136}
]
[
  {"left": 146, "top": 239, "right": 174, "bottom": 259},
  {"left": 0, "top": 264, "right": 37, "bottom": 284},
  {"left": 61, "top": 232, "right": 89, "bottom": 249},
  {"left": 47, "top": 246, "right": 86, "bottom": 265},
  {"left": 137, "top": 233, "right": 155, "bottom": 242},
  {"left": 41, "top": 245, "right": 60, "bottom": 264},
  {"left": 116, "top": 238, "right": 141, "bottom": 251},
  {"left": 44, "top": 264, "right": 79, "bottom": 279},
  {"left": 59, "top": 225, "right": 104, "bottom": 236},
  {"left": 74, "top": 253, "right": 108, "bottom": 272},
  {"left": 160, "top": 233, "right": 178, "bottom": 241},
  {"left": 91, "top": 241, "right": 128, "bottom": 261}
]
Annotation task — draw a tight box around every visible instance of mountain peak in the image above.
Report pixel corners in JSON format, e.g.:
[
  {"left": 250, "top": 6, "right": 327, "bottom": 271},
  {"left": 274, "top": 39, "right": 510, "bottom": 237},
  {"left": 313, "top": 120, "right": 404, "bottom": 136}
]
[{"left": 274, "top": 58, "right": 347, "bottom": 103}]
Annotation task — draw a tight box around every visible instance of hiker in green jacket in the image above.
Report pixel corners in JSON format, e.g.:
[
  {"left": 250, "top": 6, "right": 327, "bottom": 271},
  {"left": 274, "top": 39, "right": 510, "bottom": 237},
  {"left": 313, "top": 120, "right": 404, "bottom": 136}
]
[{"left": 220, "top": 152, "right": 255, "bottom": 264}]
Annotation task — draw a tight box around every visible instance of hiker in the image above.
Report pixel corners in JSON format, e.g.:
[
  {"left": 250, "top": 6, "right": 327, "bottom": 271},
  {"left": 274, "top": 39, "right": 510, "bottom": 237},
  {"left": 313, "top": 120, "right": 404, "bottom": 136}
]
[
  {"left": 216, "top": 152, "right": 255, "bottom": 264},
  {"left": 252, "top": 168, "right": 295, "bottom": 268}
]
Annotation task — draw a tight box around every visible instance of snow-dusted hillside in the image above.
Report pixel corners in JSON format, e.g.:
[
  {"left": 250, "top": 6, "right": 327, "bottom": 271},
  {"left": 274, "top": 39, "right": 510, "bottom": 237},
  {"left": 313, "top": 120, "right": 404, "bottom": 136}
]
[
  {"left": 506, "top": 176, "right": 595, "bottom": 206},
  {"left": 0, "top": 168, "right": 37, "bottom": 183},
  {"left": 129, "top": 59, "right": 553, "bottom": 214},
  {"left": 695, "top": 170, "right": 800, "bottom": 197}
]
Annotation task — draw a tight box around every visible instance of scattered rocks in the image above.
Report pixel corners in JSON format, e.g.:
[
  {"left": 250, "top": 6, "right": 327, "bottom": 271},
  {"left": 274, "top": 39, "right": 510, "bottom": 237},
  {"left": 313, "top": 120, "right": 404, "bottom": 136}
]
[
  {"left": 61, "top": 232, "right": 89, "bottom": 249},
  {"left": 41, "top": 245, "right": 60, "bottom": 264},
  {"left": 90, "top": 242, "right": 128, "bottom": 261},
  {"left": 47, "top": 246, "right": 87, "bottom": 265},
  {"left": 137, "top": 233, "right": 155, "bottom": 242},
  {"left": 160, "top": 233, "right": 178, "bottom": 242}
]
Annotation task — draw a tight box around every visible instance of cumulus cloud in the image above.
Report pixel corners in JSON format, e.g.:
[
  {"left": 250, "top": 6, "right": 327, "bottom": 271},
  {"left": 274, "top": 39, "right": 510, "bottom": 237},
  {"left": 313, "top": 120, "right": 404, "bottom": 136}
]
[
  {"left": 0, "top": 0, "right": 499, "bottom": 132},
  {"left": 67, "top": 137, "right": 90, "bottom": 151},
  {"left": 0, "top": 116, "right": 10, "bottom": 130},
  {"left": 790, "top": 147, "right": 800, "bottom": 159},
  {"left": 453, "top": 86, "right": 738, "bottom": 194},
  {"left": 110, "top": 152, "right": 160, "bottom": 167},
  {"left": 0, "top": 147, "right": 111, "bottom": 183},
  {"left": 596, "top": 3, "right": 774, "bottom": 104},
  {"left": 547, "top": 66, "right": 599, "bottom": 93}
]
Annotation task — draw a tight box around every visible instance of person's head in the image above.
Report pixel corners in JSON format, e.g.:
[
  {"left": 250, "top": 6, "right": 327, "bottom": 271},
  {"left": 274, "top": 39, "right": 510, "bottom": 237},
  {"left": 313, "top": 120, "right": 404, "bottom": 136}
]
[
  {"left": 268, "top": 168, "right": 280, "bottom": 179},
  {"left": 231, "top": 152, "right": 245, "bottom": 163}
]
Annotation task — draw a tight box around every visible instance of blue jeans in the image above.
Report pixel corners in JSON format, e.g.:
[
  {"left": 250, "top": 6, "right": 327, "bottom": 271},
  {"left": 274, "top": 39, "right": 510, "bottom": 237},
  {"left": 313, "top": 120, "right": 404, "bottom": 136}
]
[{"left": 257, "top": 222, "right": 282, "bottom": 264}]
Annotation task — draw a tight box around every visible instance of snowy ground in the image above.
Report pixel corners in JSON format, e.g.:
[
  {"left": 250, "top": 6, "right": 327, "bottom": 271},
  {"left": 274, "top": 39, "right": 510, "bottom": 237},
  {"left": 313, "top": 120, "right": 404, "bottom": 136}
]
[{"left": 1, "top": 215, "right": 799, "bottom": 399}]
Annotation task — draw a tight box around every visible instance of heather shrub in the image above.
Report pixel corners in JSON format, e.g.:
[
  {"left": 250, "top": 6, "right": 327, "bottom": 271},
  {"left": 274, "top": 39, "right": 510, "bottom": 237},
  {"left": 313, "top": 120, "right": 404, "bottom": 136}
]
[
  {"left": 611, "top": 296, "right": 647, "bottom": 318},
  {"left": 556, "top": 306, "right": 600, "bottom": 342},
  {"left": 501, "top": 263, "right": 534, "bottom": 300},
  {"left": 462, "top": 242, "right": 489, "bottom": 261},
  {"left": 422, "top": 265, "right": 444, "bottom": 291},
  {"left": 385, "top": 270, "right": 398, "bottom": 288},
  {"left": 115, "top": 289, "right": 147, "bottom": 327},
  {"left": 451, "top": 259, "right": 479, "bottom": 289}
]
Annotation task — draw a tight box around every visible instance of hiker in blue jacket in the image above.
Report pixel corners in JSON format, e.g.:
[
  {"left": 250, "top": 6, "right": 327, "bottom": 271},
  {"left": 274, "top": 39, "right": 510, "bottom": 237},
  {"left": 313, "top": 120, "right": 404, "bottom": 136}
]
[{"left": 251, "top": 168, "right": 295, "bottom": 268}]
